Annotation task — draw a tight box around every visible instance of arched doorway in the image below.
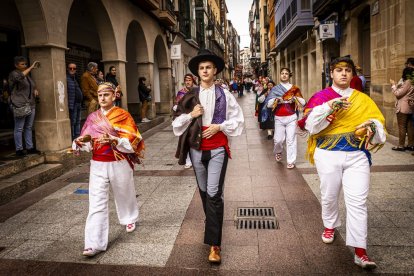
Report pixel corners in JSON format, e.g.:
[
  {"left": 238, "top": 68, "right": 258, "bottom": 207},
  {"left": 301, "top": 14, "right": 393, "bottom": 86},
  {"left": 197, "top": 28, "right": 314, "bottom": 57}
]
[
  {"left": 66, "top": 0, "right": 105, "bottom": 79},
  {"left": 0, "top": 0, "right": 25, "bottom": 131},
  {"left": 125, "top": 20, "right": 148, "bottom": 118},
  {"left": 153, "top": 35, "right": 171, "bottom": 114},
  {"left": 358, "top": 6, "right": 371, "bottom": 94}
]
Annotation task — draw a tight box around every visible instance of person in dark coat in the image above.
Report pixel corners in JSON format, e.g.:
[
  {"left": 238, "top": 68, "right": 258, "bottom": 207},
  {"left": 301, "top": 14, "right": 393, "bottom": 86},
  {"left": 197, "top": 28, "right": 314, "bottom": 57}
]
[
  {"left": 105, "top": 66, "right": 123, "bottom": 107},
  {"left": 66, "top": 63, "right": 83, "bottom": 140},
  {"left": 138, "top": 77, "right": 151, "bottom": 122}
]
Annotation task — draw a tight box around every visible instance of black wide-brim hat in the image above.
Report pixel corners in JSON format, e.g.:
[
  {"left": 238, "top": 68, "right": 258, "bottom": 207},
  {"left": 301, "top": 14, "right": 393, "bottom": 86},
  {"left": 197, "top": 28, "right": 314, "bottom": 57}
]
[{"left": 188, "top": 49, "right": 225, "bottom": 77}]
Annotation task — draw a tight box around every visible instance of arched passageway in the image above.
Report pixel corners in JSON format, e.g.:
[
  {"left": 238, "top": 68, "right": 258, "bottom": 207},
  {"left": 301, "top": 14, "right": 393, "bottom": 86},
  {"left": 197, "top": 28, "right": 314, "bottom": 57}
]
[{"left": 125, "top": 20, "right": 149, "bottom": 117}]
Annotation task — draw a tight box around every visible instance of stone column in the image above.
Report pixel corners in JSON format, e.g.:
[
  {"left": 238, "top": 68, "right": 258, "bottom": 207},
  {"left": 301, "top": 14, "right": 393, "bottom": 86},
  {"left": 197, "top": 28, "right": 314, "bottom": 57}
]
[
  {"left": 26, "top": 44, "right": 72, "bottom": 152},
  {"left": 102, "top": 59, "right": 127, "bottom": 109},
  {"left": 157, "top": 67, "right": 173, "bottom": 114}
]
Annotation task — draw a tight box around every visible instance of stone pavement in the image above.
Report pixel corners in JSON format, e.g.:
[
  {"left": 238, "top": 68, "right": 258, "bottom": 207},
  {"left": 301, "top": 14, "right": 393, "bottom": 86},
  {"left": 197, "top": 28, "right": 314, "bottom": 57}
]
[{"left": 0, "top": 92, "right": 413, "bottom": 275}]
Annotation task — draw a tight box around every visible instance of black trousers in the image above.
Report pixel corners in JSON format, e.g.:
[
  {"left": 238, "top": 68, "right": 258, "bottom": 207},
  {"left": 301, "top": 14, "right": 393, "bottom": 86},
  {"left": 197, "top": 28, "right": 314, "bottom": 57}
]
[{"left": 190, "top": 147, "right": 228, "bottom": 246}]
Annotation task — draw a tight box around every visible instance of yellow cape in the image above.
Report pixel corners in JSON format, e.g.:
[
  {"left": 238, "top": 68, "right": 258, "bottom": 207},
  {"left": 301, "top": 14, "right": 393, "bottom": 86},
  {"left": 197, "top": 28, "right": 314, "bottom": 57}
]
[{"left": 306, "top": 91, "right": 385, "bottom": 164}]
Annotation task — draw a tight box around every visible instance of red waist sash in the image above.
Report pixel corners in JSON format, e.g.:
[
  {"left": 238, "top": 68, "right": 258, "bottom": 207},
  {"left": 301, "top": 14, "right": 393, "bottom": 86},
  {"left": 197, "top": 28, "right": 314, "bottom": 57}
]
[
  {"left": 275, "top": 103, "right": 296, "bottom": 116},
  {"left": 200, "top": 126, "right": 231, "bottom": 158},
  {"left": 92, "top": 144, "right": 121, "bottom": 162}
]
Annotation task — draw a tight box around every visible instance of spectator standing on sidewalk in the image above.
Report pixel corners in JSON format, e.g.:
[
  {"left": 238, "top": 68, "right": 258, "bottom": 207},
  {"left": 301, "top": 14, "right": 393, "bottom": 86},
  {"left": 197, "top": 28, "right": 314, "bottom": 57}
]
[
  {"left": 73, "top": 82, "right": 144, "bottom": 257},
  {"left": 81, "top": 62, "right": 99, "bottom": 114},
  {"left": 266, "top": 68, "right": 306, "bottom": 169},
  {"left": 8, "top": 56, "right": 41, "bottom": 157},
  {"left": 173, "top": 73, "right": 196, "bottom": 169},
  {"left": 172, "top": 49, "right": 244, "bottom": 264},
  {"left": 390, "top": 66, "right": 414, "bottom": 151},
  {"left": 105, "top": 66, "right": 123, "bottom": 107},
  {"left": 66, "top": 63, "right": 83, "bottom": 141},
  {"left": 298, "top": 56, "right": 386, "bottom": 269},
  {"left": 138, "top": 77, "right": 151, "bottom": 122}
]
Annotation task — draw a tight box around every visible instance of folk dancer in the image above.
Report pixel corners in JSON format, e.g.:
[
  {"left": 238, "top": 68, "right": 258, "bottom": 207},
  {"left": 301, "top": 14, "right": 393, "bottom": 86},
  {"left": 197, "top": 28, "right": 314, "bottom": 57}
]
[
  {"left": 298, "top": 57, "right": 386, "bottom": 269},
  {"left": 257, "top": 80, "right": 275, "bottom": 139},
  {"left": 73, "top": 82, "right": 144, "bottom": 257},
  {"left": 266, "top": 68, "right": 306, "bottom": 169},
  {"left": 172, "top": 49, "right": 244, "bottom": 264}
]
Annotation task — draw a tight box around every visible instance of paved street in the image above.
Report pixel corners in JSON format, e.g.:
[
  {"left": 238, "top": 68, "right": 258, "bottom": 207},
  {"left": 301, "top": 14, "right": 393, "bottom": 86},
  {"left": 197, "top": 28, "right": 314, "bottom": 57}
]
[{"left": 0, "top": 92, "right": 413, "bottom": 275}]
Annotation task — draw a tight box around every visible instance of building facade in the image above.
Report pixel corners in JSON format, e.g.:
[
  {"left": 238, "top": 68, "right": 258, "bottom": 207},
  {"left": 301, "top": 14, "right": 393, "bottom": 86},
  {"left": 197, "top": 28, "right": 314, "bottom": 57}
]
[
  {"left": 312, "top": 0, "right": 414, "bottom": 135},
  {"left": 0, "top": 0, "right": 178, "bottom": 153}
]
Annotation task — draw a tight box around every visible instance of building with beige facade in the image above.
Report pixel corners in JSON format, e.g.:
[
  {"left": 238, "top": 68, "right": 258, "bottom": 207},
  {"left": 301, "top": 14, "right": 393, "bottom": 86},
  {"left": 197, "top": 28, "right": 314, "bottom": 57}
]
[
  {"left": 0, "top": 0, "right": 241, "bottom": 156},
  {"left": 0, "top": 0, "right": 177, "bottom": 154},
  {"left": 260, "top": 0, "right": 413, "bottom": 135}
]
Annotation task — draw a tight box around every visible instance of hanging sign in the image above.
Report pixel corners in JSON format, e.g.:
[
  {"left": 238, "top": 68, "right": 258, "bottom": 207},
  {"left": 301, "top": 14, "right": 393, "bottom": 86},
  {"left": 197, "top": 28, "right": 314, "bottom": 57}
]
[
  {"left": 171, "top": 44, "right": 181, "bottom": 60},
  {"left": 319, "top": 23, "right": 335, "bottom": 39}
]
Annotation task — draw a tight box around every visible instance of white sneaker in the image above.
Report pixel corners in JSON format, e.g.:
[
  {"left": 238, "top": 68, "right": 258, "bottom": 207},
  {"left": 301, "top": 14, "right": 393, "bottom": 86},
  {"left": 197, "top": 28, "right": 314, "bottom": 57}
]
[
  {"left": 141, "top": 118, "right": 151, "bottom": 123},
  {"left": 321, "top": 228, "right": 335, "bottom": 244},
  {"left": 126, "top": 222, "right": 136, "bottom": 233},
  {"left": 82, "top": 248, "right": 102, "bottom": 257},
  {"left": 354, "top": 254, "right": 377, "bottom": 269},
  {"left": 184, "top": 163, "right": 192, "bottom": 169}
]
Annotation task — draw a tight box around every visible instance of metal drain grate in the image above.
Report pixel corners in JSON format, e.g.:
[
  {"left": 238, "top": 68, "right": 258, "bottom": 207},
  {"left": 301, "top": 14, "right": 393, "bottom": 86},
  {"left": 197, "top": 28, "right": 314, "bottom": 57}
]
[
  {"left": 236, "top": 207, "right": 279, "bottom": 230},
  {"left": 237, "top": 207, "right": 274, "bottom": 217}
]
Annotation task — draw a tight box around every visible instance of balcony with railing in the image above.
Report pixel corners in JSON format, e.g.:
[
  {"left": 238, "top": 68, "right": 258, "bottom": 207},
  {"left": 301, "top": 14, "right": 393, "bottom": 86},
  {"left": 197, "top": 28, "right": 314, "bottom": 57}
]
[
  {"left": 158, "top": 0, "right": 177, "bottom": 27},
  {"left": 275, "top": 0, "right": 313, "bottom": 49}
]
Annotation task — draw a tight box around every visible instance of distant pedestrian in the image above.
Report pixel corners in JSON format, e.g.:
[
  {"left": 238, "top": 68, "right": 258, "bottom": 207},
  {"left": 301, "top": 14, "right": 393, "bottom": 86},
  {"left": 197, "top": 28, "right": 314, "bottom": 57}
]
[
  {"left": 81, "top": 62, "right": 99, "bottom": 114},
  {"left": 73, "top": 82, "right": 144, "bottom": 257},
  {"left": 172, "top": 49, "right": 244, "bottom": 264},
  {"left": 266, "top": 68, "right": 305, "bottom": 169},
  {"left": 355, "top": 65, "right": 366, "bottom": 92},
  {"left": 257, "top": 80, "right": 275, "bottom": 139},
  {"left": 350, "top": 66, "right": 363, "bottom": 92},
  {"left": 298, "top": 56, "right": 386, "bottom": 269},
  {"left": 66, "top": 63, "right": 83, "bottom": 140},
  {"left": 105, "top": 66, "right": 123, "bottom": 107},
  {"left": 173, "top": 73, "right": 196, "bottom": 169},
  {"left": 237, "top": 79, "right": 244, "bottom": 97},
  {"left": 138, "top": 77, "right": 152, "bottom": 122},
  {"left": 230, "top": 77, "right": 238, "bottom": 93},
  {"left": 390, "top": 66, "right": 414, "bottom": 151},
  {"left": 97, "top": 70, "right": 105, "bottom": 84},
  {"left": 8, "top": 56, "right": 41, "bottom": 157}
]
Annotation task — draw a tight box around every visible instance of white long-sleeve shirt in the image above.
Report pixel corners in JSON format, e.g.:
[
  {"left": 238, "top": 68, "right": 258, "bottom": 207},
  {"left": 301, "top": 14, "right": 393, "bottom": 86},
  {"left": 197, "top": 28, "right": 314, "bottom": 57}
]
[
  {"left": 172, "top": 84, "right": 244, "bottom": 137},
  {"left": 305, "top": 85, "right": 386, "bottom": 144}
]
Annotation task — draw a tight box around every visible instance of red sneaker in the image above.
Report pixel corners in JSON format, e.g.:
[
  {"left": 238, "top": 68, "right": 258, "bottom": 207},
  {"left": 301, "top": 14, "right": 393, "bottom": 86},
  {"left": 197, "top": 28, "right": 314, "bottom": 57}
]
[{"left": 321, "top": 228, "right": 335, "bottom": 244}]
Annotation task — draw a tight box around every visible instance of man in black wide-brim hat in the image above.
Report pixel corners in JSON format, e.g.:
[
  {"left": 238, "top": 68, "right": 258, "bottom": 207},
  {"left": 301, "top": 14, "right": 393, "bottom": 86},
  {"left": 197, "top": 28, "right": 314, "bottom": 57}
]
[{"left": 172, "top": 49, "right": 244, "bottom": 264}]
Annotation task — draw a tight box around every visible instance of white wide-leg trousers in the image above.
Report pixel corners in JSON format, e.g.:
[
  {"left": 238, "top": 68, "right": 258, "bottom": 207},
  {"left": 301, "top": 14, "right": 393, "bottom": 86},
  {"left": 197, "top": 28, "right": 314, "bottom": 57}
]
[
  {"left": 314, "top": 148, "right": 370, "bottom": 249},
  {"left": 85, "top": 159, "right": 139, "bottom": 251},
  {"left": 273, "top": 114, "right": 298, "bottom": 164}
]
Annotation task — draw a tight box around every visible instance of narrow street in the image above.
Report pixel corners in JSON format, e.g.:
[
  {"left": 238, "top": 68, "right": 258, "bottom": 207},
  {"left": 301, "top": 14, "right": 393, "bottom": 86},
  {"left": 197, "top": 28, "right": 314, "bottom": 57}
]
[{"left": 0, "top": 92, "right": 413, "bottom": 275}]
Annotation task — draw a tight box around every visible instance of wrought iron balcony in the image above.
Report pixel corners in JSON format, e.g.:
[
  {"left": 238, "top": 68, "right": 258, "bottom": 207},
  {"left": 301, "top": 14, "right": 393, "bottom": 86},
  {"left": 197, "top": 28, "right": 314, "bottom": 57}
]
[
  {"left": 275, "top": 0, "right": 313, "bottom": 49},
  {"left": 158, "top": 0, "right": 176, "bottom": 27}
]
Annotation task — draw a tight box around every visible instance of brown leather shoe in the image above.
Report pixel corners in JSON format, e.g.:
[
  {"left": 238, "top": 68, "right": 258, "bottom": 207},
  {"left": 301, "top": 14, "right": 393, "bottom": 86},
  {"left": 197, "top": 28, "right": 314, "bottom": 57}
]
[{"left": 208, "top": 246, "right": 221, "bottom": 263}]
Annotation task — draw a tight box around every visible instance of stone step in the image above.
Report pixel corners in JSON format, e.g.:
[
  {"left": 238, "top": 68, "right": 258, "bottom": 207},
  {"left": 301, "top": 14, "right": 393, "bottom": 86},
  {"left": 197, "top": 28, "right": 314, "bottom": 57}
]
[
  {"left": 0, "top": 163, "right": 64, "bottom": 206},
  {"left": 0, "top": 154, "right": 46, "bottom": 180}
]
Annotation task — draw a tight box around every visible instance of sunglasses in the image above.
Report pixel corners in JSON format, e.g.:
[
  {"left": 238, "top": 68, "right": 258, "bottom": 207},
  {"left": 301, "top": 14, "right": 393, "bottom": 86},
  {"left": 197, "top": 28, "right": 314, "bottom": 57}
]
[{"left": 69, "top": 67, "right": 77, "bottom": 70}]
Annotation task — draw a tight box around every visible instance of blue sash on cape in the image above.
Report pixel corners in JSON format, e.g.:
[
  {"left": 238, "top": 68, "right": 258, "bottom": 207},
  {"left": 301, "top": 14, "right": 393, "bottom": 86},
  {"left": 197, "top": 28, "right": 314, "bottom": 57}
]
[{"left": 260, "top": 84, "right": 287, "bottom": 123}]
